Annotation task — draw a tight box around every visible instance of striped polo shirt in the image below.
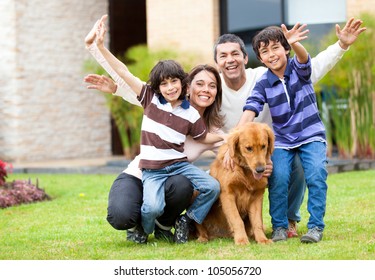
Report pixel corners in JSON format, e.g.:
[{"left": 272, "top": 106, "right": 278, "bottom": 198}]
[
  {"left": 244, "top": 55, "right": 326, "bottom": 149},
  {"left": 138, "top": 84, "right": 207, "bottom": 169}
]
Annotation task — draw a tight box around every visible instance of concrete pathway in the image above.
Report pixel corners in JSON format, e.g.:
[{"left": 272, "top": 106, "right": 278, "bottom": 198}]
[{"left": 11, "top": 155, "right": 375, "bottom": 175}]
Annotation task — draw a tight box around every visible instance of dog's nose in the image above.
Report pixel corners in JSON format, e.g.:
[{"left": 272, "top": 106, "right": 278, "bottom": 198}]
[{"left": 255, "top": 166, "right": 265, "bottom": 174}]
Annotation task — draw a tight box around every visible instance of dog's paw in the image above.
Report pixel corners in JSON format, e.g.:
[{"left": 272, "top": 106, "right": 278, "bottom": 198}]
[
  {"left": 256, "top": 238, "right": 273, "bottom": 244},
  {"left": 234, "top": 237, "right": 250, "bottom": 245},
  {"left": 197, "top": 236, "right": 209, "bottom": 243}
]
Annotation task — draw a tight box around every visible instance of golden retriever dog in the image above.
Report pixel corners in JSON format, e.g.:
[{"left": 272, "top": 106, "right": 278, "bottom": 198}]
[{"left": 195, "top": 122, "right": 275, "bottom": 245}]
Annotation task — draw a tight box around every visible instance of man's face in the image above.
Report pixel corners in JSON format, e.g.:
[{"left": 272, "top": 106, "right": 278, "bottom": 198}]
[{"left": 215, "top": 42, "right": 248, "bottom": 82}]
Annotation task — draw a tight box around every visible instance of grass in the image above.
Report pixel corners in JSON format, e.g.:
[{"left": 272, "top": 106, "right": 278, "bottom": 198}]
[{"left": 1, "top": 170, "right": 375, "bottom": 260}]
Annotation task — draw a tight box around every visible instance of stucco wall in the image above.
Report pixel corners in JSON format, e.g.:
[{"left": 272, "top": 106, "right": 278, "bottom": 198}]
[{"left": 0, "top": 0, "right": 111, "bottom": 162}]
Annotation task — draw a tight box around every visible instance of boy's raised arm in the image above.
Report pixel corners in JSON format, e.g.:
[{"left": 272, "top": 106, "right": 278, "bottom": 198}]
[{"left": 281, "top": 23, "right": 309, "bottom": 64}]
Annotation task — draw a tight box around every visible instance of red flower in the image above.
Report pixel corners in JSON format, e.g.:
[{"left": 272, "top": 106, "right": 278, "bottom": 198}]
[{"left": 0, "top": 160, "right": 13, "bottom": 186}]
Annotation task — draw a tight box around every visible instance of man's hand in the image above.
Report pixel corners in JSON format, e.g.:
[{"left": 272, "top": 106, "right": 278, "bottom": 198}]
[
  {"left": 263, "top": 159, "right": 273, "bottom": 178},
  {"left": 336, "top": 17, "right": 366, "bottom": 50},
  {"left": 223, "top": 148, "right": 235, "bottom": 171},
  {"left": 84, "top": 74, "right": 117, "bottom": 94}
]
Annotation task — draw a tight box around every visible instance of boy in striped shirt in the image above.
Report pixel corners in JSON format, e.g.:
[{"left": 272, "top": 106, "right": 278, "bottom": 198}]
[
  {"left": 237, "top": 23, "right": 328, "bottom": 243},
  {"left": 137, "top": 60, "right": 224, "bottom": 243}
]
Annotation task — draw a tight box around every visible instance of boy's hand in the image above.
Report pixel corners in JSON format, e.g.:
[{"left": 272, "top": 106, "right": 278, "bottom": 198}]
[{"left": 281, "top": 23, "right": 309, "bottom": 45}]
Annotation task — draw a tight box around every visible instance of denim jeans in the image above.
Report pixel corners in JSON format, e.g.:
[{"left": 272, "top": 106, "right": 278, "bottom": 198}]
[
  {"left": 288, "top": 155, "right": 307, "bottom": 222},
  {"left": 141, "top": 161, "right": 220, "bottom": 234},
  {"left": 269, "top": 141, "right": 328, "bottom": 230}
]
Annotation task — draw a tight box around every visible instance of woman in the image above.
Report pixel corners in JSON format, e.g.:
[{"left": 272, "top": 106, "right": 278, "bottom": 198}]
[{"left": 84, "top": 16, "right": 225, "bottom": 244}]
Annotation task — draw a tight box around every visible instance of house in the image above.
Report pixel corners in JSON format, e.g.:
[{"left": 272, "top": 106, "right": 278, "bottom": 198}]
[{"left": 0, "top": 0, "right": 372, "bottom": 163}]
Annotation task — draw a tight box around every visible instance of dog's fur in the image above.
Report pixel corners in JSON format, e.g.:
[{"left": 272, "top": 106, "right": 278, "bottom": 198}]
[{"left": 195, "top": 122, "right": 275, "bottom": 245}]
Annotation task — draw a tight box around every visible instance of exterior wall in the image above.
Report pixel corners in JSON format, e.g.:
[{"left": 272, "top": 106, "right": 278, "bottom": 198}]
[
  {"left": 1, "top": 0, "right": 373, "bottom": 163},
  {"left": 146, "top": 0, "right": 220, "bottom": 64},
  {"left": 0, "top": 0, "right": 111, "bottom": 162},
  {"left": 347, "top": 0, "right": 375, "bottom": 17}
]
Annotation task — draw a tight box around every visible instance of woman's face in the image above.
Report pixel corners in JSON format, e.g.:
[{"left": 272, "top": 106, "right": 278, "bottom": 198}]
[{"left": 188, "top": 70, "right": 218, "bottom": 111}]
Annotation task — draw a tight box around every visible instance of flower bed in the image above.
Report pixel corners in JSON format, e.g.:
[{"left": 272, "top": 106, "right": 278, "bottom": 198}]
[{"left": 0, "top": 160, "right": 50, "bottom": 208}]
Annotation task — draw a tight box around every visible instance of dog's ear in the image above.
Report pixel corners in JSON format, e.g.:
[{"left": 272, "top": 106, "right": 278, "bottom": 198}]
[
  {"left": 228, "top": 129, "right": 240, "bottom": 159},
  {"left": 264, "top": 124, "right": 275, "bottom": 157}
]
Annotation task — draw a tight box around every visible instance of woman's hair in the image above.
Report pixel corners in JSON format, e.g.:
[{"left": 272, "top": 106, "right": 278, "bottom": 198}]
[
  {"left": 187, "top": 64, "right": 225, "bottom": 131},
  {"left": 148, "top": 60, "right": 188, "bottom": 100},
  {"left": 213, "top": 33, "right": 248, "bottom": 63},
  {"left": 252, "top": 26, "right": 291, "bottom": 60}
]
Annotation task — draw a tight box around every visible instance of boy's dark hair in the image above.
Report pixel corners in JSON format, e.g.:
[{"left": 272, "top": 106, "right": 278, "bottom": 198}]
[
  {"left": 148, "top": 60, "right": 188, "bottom": 100},
  {"left": 252, "top": 26, "right": 291, "bottom": 60},
  {"left": 213, "top": 33, "right": 248, "bottom": 63}
]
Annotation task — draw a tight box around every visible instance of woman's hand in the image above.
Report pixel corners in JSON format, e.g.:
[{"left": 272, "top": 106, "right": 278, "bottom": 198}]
[
  {"left": 84, "top": 74, "right": 117, "bottom": 94},
  {"left": 85, "top": 20, "right": 99, "bottom": 47},
  {"left": 85, "top": 15, "right": 107, "bottom": 48},
  {"left": 95, "top": 15, "right": 108, "bottom": 48}
]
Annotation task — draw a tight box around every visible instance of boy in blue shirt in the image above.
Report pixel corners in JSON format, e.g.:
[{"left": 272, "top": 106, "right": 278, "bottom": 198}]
[{"left": 237, "top": 23, "right": 328, "bottom": 243}]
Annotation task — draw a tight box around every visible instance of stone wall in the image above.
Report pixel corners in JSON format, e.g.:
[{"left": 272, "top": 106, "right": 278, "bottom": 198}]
[{"left": 0, "top": 0, "right": 111, "bottom": 162}]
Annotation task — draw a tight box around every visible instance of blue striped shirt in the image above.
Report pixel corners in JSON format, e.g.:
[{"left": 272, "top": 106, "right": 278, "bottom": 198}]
[{"left": 244, "top": 55, "right": 326, "bottom": 149}]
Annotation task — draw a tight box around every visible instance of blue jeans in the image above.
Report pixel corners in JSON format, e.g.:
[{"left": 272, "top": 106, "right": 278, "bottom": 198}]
[
  {"left": 288, "top": 155, "right": 306, "bottom": 222},
  {"left": 269, "top": 141, "right": 328, "bottom": 230},
  {"left": 141, "top": 161, "right": 220, "bottom": 234}
]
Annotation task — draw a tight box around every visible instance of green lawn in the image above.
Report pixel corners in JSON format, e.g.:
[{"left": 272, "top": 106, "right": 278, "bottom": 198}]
[{"left": 1, "top": 170, "right": 374, "bottom": 260}]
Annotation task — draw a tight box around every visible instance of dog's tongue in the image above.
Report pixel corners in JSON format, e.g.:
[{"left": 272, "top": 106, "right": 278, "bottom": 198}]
[{"left": 253, "top": 172, "right": 263, "bottom": 181}]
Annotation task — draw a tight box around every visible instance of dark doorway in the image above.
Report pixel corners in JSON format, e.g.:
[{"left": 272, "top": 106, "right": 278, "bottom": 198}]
[{"left": 108, "top": 0, "right": 147, "bottom": 155}]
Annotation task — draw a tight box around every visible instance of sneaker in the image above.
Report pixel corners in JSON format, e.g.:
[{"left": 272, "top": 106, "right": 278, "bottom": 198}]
[
  {"left": 271, "top": 227, "right": 288, "bottom": 242},
  {"left": 287, "top": 220, "right": 298, "bottom": 238},
  {"left": 154, "top": 225, "right": 174, "bottom": 242},
  {"left": 173, "top": 214, "right": 191, "bottom": 244},
  {"left": 301, "top": 227, "right": 323, "bottom": 243},
  {"left": 126, "top": 225, "right": 148, "bottom": 244}
]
